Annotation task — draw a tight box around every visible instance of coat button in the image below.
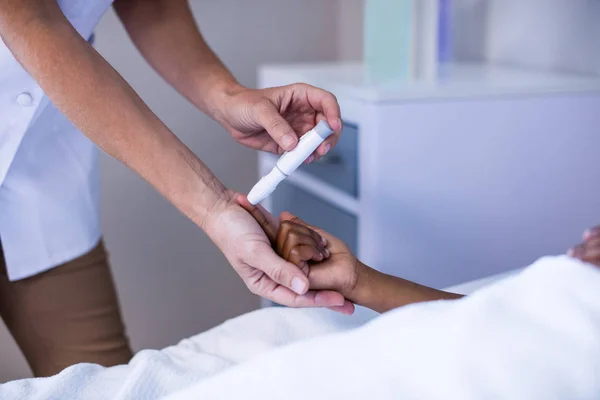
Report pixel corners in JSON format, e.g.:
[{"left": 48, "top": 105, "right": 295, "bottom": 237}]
[{"left": 17, "top": 92, "right": 34, "bottom": 107}]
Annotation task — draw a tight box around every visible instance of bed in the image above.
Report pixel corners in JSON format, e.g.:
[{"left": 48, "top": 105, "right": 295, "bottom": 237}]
[{"left": 2, "top": 258, "right": 598, "bottom": 400}]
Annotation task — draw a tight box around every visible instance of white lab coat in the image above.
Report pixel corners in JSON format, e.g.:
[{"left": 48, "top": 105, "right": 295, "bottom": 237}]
[{"left": 0, "top": 0, "right": 113, "bottom": 280}]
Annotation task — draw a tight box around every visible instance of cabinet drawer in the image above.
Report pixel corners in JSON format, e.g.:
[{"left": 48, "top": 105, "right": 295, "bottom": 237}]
[
  {"left": 270, "top": 181, "right": 358, "bottom": 254},
  {"left": 297, "top": 123, "right": 358, "bottom": 198}
]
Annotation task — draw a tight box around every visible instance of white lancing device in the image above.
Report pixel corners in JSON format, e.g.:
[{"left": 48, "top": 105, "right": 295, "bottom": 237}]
[{"left": 247, "top": 120, "right": 334, "bottom": 205}]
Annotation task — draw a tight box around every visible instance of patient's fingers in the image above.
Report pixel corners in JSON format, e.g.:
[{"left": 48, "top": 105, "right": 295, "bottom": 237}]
[
  {"left": 236, "top": 194, "right": 278, "bottom": 242},
  {"left": 288, "top": 245, "right": 325, "bottom": 268},
  {"left": 278, "top": 220, "right": 327, "bottom": 248},
  {"left": 280, "top": 212, "right": 328, "bottom": 245},
  {"left": 278, "top": 226, "right": 328, "bottom": 261}
]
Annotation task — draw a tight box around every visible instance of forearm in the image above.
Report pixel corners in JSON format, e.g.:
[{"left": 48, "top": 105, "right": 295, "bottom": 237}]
[
  {"left": 114, "top": 0, "right": 240, "bottom": 119},
  {"left": 352, "top": 263, "right": 463, "bottom": 314},
  {"left": 0, "top": 2, "right": 228, "bottom": 228}
]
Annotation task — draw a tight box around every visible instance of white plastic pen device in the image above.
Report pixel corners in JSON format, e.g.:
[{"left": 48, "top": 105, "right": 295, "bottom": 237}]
[{"left": 247, "top": 120, "right": 334, "bottom": 205}]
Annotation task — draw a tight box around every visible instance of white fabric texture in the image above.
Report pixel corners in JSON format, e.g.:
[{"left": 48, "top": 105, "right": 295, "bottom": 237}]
[
  {"left": 0, "top": 305, "right": 375, "bottom": 399},
  {"left": 167, "top": 256, "right": 600, "bottom": 400},
  {"left": 2, "top": 256, "right": 600, "bottom": 399}
]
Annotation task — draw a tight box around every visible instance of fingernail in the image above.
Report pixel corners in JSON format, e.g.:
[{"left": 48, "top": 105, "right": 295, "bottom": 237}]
[
  {"left": 324, "top": 248, "right": 330, "bottom": 257},
  {"left": 291, "top": 277, "right": 307, "bottom": 295},
  {"left": 282, "top": 134, "right": 296, "bottom": 150},
  {"left": 583, "top": 229, "right": 592, "bottom": 240},
  {"left": 320, "top": 235, "right": 327, "bottom": 245},
  {"left": 307, "top": 155, "right": 315, "bottom": 163},
  {"left": 322, "top": 144, "right": 331, "bottom": 155},
  {"left": 567, "top": 248, "right": 574, "bottom": 257},
  {"left": 337, "top": 118, "right": 343, "bottom": 130}
]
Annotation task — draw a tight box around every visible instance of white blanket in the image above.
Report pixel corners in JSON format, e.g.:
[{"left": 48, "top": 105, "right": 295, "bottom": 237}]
[
  {"left": 166, "top": 256, "right": 600, "bottom": 400},
  {"left": 0, "top": 302, "right": 375, "bottom": 399},
  {"left": 2, "top": 256, "right": 600, "bottom": 399}
]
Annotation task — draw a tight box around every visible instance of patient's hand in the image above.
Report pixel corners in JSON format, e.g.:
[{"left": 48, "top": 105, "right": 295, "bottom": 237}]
[
  {"left": 276, "top": 213, "right": 361, "bottom": 303},
  {"left": 237, "top": 195, "right": 355, "bottom": 314},
  {"left": 276, "top": 213, "right": 464, "bottom": 313},
  {"left": 238, "top": 195, "right": 462, "bottom": 314},
  {"left": 569, "top": 225, "right": 600, "bottom": 267}
]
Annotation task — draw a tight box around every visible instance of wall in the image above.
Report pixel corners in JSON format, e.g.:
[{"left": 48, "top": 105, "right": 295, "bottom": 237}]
[
  {"left": 337, "top": 0, "right": 364, "bottom": 61},
  {"left": 0, "top": 0, "right": 338, "bottom": 382},
  {"left": 485, "top": 0, "right": 600, "bottom": 74},
  {"left": 337, "top": 0, "right": 600, "bottom": 74}
]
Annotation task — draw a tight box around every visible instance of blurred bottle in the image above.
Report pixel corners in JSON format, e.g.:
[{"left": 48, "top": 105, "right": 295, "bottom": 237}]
[
  {"left": 438, "top": 0, "right": 453, "bottom": 66},
  {"left": 363, "top": 0, "right": 413, "bottom": 84},
  {"left": 412, "top": 0, "right": 439, "bottom": 81},
  {"left": 364, "top": 0, "right": 452, "bottom": 83}
]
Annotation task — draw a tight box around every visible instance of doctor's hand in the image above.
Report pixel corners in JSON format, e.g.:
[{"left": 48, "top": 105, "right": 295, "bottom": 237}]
[
  {"left": 237, "top": 196, "right": 356, "bottom": 315},
  {"left": 205, "top": 192, "right": 347, "bottom": 309},
  {"left": 214, "top": 84, "right": 342, "bottom": 161}
]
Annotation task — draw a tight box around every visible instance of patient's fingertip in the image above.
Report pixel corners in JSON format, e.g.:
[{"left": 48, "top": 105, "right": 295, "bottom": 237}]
[
  {"left": 236, "top": 194, "right": 254, "bottom": 212},
  {"left": 279, "top": 211, "right": 294, "bottom": 221}
]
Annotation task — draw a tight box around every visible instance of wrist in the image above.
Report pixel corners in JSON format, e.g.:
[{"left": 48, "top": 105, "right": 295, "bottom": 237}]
[
  {"left": 198, "top": 188, "right": 236, "bottom": 247},
  {"left": 197, "top": 187, "right": 233, "bottom": 229},
  {"left": 167, "top": 155, "right": 232, "bottom": 234},
  {"left": 347, "top": 261, "right": 380, "bottom": 306},
  {"left": 193, "top": 73, "right": 245, "bottom": 121}
]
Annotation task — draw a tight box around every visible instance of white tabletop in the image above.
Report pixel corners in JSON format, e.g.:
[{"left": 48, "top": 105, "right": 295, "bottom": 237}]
[{"left": 260, "top": 62, "right": 600, "bottom": 103}]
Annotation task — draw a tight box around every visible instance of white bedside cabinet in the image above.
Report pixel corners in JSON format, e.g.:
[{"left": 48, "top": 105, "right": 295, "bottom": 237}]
[{"left": 258, "top": 62, "right": 600, "bottom": 292}]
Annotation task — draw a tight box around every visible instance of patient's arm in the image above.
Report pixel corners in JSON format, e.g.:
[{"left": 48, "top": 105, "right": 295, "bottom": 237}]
[
  {"left": 237, "top": 195, "right": 461, "bottom": 313},
  {"left": 280, "top": 219, "right": 600, "bottom": 313},
  {"left": 275, "top": 212, "right": 463, "bottom": 314}
]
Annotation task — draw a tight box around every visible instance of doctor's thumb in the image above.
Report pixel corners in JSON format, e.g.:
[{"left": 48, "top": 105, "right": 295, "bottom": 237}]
[
  {"left": 260, "top": 250, "right": 309, "bottom": 295},
  {"left": 256, "top": 102, "right": 298, "bottom": 152}
]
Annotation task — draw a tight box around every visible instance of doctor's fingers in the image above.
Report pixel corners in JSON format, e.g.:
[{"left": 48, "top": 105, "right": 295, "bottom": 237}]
[
  {"left": 271, "top": 286, "right": 347, "bottom": 308},
  {"left": 327, "top": 301, "right": 356, "bottom": 315},
  {"left": 249, "top": 245, "right": 310, "bottom": 296},
  {"left": 294, "top": 84, "right": 342, "bottom": 157}
]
